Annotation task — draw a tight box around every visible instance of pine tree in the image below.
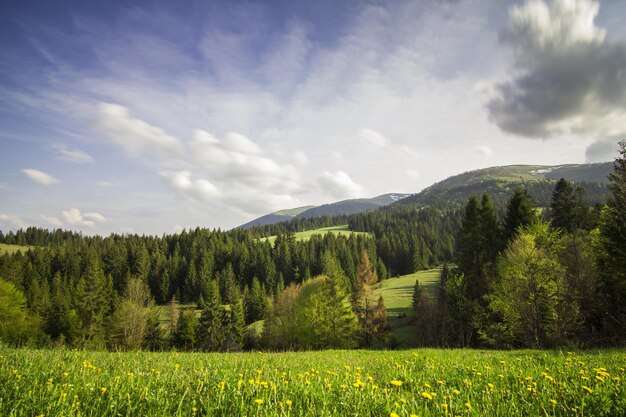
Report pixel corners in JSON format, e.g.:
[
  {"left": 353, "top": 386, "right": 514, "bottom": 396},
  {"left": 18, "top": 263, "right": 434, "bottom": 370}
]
[
  {"left": 74, "top": 251, "right": 110, "bottom": 346},
  {"left": 503, "top": 187, "right": 538, "bottom": 244},
  {"left": 197, "top": 280, "right": 224, "bottom": 351},
  {"left": 228, "top": 295, "right": 246, "bottom": 350},
  {"left": 479, "top": 193, "right": 501, "bottom": 278},
  {"left": 457, "top": 195, "right": 484, "bottom": 300},
  {"left": 550, "top": 178, "right": 576, "bottom": 232},
  {"left": 412, "top": 280, "right": 423, "bottom": 313},
  {"left": 173, "top": 310, "right": 197, "bottom": 351},
  {"left": 598, "top": 140, "right": 626, "bottom": 339}
]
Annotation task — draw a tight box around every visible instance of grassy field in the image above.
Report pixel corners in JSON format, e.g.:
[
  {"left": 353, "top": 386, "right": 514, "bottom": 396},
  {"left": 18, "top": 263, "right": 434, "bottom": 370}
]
[
  {"left": 1, "top": 346, "right": 624, "bottom": 417},
  {"left": 261, "top": 225, "right": 370, "bottom": 245},
  {"left": 372, "top": 269, "right": 441, "bottom": 348},
  {"left": 0, "top": 243, "right": 33, "bottom": 255},
  {"left": 374, "top": 269, "right": 441, "bottom": 318}
]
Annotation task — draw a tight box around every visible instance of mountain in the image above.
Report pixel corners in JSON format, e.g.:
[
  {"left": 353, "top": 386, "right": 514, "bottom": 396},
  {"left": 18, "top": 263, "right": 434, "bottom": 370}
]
[
  {"left": 396, "top": 163, "right": 612, "bottom": 208},
  {"left": 239, "top": 194, "right": 409, "bottom": 229},
  {"left": 239, "top": 206, "right": 315, "bottom": 229},
  {"left": 240, "top": 163, "right": 612, "bottom": 229},
  {"left": 296, "top": 193, "right": 408, "bottom": 219}
]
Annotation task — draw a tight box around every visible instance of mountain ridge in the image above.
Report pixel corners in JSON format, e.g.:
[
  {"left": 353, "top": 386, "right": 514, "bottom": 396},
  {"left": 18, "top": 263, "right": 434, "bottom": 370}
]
[{"left": 240, "top": 162, "right": 613, "bottom": 229}]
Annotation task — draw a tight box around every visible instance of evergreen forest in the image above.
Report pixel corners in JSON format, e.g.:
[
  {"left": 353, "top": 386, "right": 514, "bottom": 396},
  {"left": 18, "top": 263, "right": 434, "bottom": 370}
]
[{"left": 0, "top": 142, "right": 624, "bottom": 351}]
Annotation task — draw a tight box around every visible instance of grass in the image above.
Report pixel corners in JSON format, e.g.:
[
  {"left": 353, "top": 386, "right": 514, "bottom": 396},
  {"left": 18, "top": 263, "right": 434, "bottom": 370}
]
[
  {"left": 373, "top": 269, "right": 442, "bottom": 348},
  {"left": 0, "top": 243, "right": 32, "bottom": 255},
  {"left": 260, "top": 225, "right": 370, "bottom": 245},
  {"left": 374, "top": 269, "right": 441, "bottom": 318},
  {"left": 1, "top": 346, "right": 624, "bottom": 416}
]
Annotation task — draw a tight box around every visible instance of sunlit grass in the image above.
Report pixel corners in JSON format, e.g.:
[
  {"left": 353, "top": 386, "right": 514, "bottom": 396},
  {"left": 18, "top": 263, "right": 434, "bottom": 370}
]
[
  {"left": 260, "top": 225, "right": 370, "bottom": 245},
  {"left": 0, "top": 243, "right": 33, "bottom": 255},
  {"left": 2, "top": 346, "right": 624, "bottom": 416}
]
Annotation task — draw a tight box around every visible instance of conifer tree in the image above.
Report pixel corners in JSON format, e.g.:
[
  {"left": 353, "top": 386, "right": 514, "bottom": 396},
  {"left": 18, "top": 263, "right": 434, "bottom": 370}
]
[
  {"left": 197, "top": 280, "right": 224, "bottom": 351},
  {"left": 550, "top": 178, "right": 576, "bottom": 232},
  {"left": 503, "top": 187, "right": 538, "bottom": 244},
  {"left": 598, "top": 140, "right": 626, "bottom": 339},
  {"left": 173, "top": 309, "right": 197, "bottom": 350}
]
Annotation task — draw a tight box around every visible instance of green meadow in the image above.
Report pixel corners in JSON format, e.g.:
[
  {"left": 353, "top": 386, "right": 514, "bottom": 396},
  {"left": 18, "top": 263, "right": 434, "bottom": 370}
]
[
  {"left": 260, "top": 225, "right": 369, "bottom": 245},
  {"left": 0, "top": 243, "right": 32, "bottom": 255},
  {"left": 374, "top": 269, "right": 441, "bottom": 318},
  {"left": 1, "top": 346, "right": 624, "bottom": 417}
]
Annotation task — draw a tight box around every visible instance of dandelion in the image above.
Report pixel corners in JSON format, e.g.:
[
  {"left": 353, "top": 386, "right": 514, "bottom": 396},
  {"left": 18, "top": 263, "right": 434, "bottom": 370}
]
[
  {"left": 100, "top": 387, "right": 107, "bottom": 394},
  {"left": 390, "top": 380, "right": 403, "bottom": 387},
  {"left": 465, "top": 402, "right": 473, "bottom": 411},
  {"left": 286, "top": 400, "right": 292, "bottom": 408},
  {"left": 390, "top": 413, "right": 399, "bottom": 417},
  {"left": 192, "top": 407, "right": 197, "bottom": 413},
  {"left": 453, "top": 389, "right": 461, "bottom": 395},
  {"left": 421, "top": 391, "right": 433, "bottom": 400},
  {"left": 550, "top": 399, "right": 557, "bottom": 406},
  {"left": 254, "top": 399, "right": 264, "bottom": 405},
  {"left": 582, "top": 385, "right": 593, "bottom": 394},
  {"left": 353, "top": 379, "right": 365, "bottom": 388}
]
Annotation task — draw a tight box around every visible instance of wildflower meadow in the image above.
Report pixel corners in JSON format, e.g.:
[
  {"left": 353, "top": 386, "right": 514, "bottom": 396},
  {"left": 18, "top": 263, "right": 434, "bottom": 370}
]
[{"left": 1, "top": 346, "right": 624, "bottom": 416}]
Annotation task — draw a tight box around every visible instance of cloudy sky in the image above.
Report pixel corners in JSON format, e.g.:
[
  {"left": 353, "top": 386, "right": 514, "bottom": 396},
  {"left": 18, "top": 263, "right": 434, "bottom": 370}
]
[{"left": 1, "top": 0, "right": 625, "bottom": 235}]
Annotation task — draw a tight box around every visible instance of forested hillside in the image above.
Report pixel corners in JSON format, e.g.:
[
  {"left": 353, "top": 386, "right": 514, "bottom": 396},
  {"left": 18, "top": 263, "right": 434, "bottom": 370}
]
[{"left": 0, "top": 154, "right": 623, "bottom": 351}]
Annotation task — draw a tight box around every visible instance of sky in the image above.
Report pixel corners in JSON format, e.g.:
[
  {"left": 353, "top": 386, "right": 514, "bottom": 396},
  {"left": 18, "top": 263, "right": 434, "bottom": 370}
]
[{"left": 1, "top": 0, "right": 625, "bottom": 235}]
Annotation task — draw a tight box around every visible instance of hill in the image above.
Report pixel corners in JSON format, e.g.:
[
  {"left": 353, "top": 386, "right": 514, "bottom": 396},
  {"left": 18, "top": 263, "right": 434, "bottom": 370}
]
[
  {"left": 397, "top": 163, "right": 611, "bottom": 208},
  {"left": 260, "top": 225, "right": 370, "bottom": 245},
  {"left": 239, "top": 206, "right": 315, "bottom": 229},
  {"left": 240, "top": 193, "right": 408, "bottom": 229},
  {"left": 0, "top": 243, "right": 32, "bottom": 254}
]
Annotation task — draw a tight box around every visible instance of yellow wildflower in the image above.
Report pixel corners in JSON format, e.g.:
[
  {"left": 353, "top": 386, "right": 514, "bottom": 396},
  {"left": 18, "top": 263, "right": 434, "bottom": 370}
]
[
  {"left": 254, "top": 399, "right": 264, "bottom": 405},
  {"left": 465, "top": 402, "right": 473, "bottom": 411},
  {"left": 390, "top": 413, "right": 399, "bottom": 417},
  {"left": 286, "top": 400, "right": 292, "bottom": 408},
  {"left": 390, "top": 380, "right": 403, "bottom": 387},
  {"left": 582, "top": 385, "right": 593, "bottom": 394},
  {"left": 550, "top": 399, "right": 557, "bottom": 405},
  {"left": 100, "top": 387, "right": 107, "bottom": 394},
  {"left": 421, "top": 391, "right": 433, "bottom": 400}
]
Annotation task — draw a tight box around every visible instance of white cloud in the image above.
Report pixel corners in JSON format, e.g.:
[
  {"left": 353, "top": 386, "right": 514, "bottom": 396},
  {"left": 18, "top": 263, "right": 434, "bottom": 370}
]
[
  {"left": 84, "top": 212, "right": 106, "bottom": 223},
  {"left": 97, "top": 181, "right": 114, "bottom": 187},
  {"left": 160, "top": 170, "right": 221, "bottom": 201},
  {"left": 293, "top": 150, "right": 308, "bottom": 166},
  {"left": 359, "top": 128, "right": 390, "bottom": 148},
  {"left": 61, "top": 208, "right": 106, "bottom": 228},
  {"left": 53, "top": 145, "right": 93, "bottom": 163},
  {"left": 185, "top": 130, "right": 302, "bottom": 212},
  {"left": 41, "top": 215, "right": 63, "bottom": 227},
  {"left": 97, "top": 102, "right": 184, "bottom": 156},
  {"left": 318, "top": 170, "right": 364, "bottom": 199},
  {"left": 22, "top": 168, "right": 60, "bottom": 185},
  {"left": 405, "top": 169, "right": 420, "bottom": 179},
  {"left": 0, "top": 214, "right": 26, "bottom": 229}
]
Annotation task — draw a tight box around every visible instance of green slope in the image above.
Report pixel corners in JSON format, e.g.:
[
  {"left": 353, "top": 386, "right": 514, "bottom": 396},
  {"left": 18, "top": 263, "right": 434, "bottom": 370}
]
[
  {"left": 0, "top": 243, "right": 32, "bottom": 254},
  {"left": 374, "top": 268, "right": 441, "bottom": 318},
  {"left": 260, "top": 225, "right": 370, "bottom": 245},
  {"left": 373, "top": 268, "right": 442, "bottom": 347},
  {"left": 274, "top": 206, "right": 316, "bottom": 216}
]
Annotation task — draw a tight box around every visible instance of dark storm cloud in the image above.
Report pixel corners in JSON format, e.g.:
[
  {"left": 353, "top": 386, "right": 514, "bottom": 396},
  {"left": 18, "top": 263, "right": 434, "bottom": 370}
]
[{"left": 487, "top": 0, "right": 626, "bottom": 161}]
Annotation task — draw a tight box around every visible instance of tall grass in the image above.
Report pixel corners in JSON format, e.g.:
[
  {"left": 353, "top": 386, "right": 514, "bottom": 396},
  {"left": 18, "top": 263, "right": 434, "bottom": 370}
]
[{"left": 1, "top": 346, "right": 624, "bottom": 416}]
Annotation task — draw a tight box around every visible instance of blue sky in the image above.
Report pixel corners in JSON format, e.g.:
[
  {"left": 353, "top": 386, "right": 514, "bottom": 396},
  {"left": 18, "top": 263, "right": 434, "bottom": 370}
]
[{"left": 1, "top": 0, "right": 625, "bottom": 235}]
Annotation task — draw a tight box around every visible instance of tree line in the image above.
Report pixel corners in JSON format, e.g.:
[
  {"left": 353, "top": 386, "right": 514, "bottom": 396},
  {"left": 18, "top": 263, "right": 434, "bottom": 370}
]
[
  {"left": 1, "top": 142, "right": 624, "bottom": 350},
  {"left": 412, "top": 141, "right": 626, "bottom": 348}
]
